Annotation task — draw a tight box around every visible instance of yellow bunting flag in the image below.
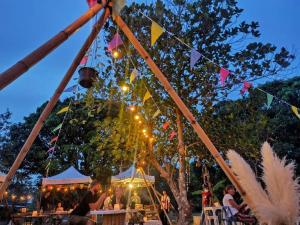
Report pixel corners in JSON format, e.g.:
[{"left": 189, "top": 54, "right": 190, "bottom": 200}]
[
  {"left": 56, "top": 106, "right": 70, "bottom": 115},
  {"left": 143, "top": 91, "right": 152, "bottom": 104},
  {"left": 291, "top": 106, "right": 300, "bottom": 119},
  {"left": 130, "top": 69, "right": 138, "bottom": 84},
  {"left": 151, "top": 21, "right": 164, "bottom": 46},
  {"left": 152, "top": 109, "right": 161, "bottom": 119}
]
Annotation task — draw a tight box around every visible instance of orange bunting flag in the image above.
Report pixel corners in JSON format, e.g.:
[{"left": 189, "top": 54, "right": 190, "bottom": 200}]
[
  {"left": 291, "top": 106, "right": 300, "bottom": 119},
  {"left": 162, "top": 121, "right": 170, "bottom": 130},
  {"left": 143, "top": 91, "right": 152, "bottom": 104},
  {"left": 169, "top": 131, "right": 177, "bottom": 140},
  {"left": 151, "top": 21, "right": 164, "bottom": 46},
  {"left": 49, "top": 136, "right": 58, "bottom": 145}
]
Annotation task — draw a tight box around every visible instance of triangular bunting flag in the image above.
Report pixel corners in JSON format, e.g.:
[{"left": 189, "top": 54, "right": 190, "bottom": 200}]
[
  {"left": 169, "top": 131, "right": 177, "bottom": 141},
  {"left": 130, "top": 69, "right": 138, "bottom": 84},
  {"left": 112, "top": 0, "right": 126, "bottom": 19},
  {"left": 143, "top": 91, "right": 152, "bottom": 104},
  {"left": 190, "top": 49, "right": 201, "bottom": 69},
  {"left": 64, "top": 85, "right": 78, "bottom": 93},
  {"left": 151, "top": 21, "right": 164, "bottom": 46},
  {"left": 86, "top": 0, "right": 97, "bottom": 8},
  {"left": 80, "top": 55, "right": 88, "bottom": 65},
  {"left": 52, "top": 123, "right": 62, "bottom": 133},
  {"left": 162, "top": 121, "right": 170, "bottom": 130},
  {"left": 56, "top": 106, "right": 70, "bottom": 115},
  {"left": 291, "top": 106, "right": 300, "bottom": 119},
  {"left": 152, "top": 109, "right": 161, "bottom": 119},
  {"left": 240, "top": 81, "right": 252, "bottom": 95},
  {"left": 220, "top": 68, "right": 230, "bottom": 86},
  {"left": 266, "top": 93, "right": 274, "bottom": 108},
  {"left": 108, "top": 33, "right": 124, "bottom": 52},
  {"left": 47, "top": 147, "right": 55, "bottom": 153},
  {"left": 49, "top": 136, "right": 58, "bottom": 145}
]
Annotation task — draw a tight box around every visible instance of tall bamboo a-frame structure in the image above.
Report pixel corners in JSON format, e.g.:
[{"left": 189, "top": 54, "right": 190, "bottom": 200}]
[{"left": 0, "top": 0, "right": 251, "bottom": 206}]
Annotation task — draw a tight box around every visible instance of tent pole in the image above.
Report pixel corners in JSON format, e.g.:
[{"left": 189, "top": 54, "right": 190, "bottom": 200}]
[
  {"left": 0, "top": 7, "right": 111, "bottom": 199},
  {"left": 114, "top": 16, "right": 251, "bottom": 203},
  {"left": 0, "top": 1, "right": 107, "bottom": 90}
]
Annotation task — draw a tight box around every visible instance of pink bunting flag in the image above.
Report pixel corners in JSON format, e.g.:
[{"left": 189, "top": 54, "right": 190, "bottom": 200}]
[
  {"left": 80, "top": 55, "right": 88, "bottom": 65},
  {"left": 220, "top": 68, "right": 230, "bottom": 86},
  {"left": 47, "top": 147, "right": 55, "bottom": 153},
  {"left": 108, "top": 33, "right": 124, "bottom": 52},
  {"left": 49, "top": 136, "right": 58, "bottom": 145},
  {"left": 240, "top": 81, "right": 252, "bottom": 95},
  {"left": 169, "top": 131, "right": 177, "bottom": 141},
  {"left": 162, "top": 121, "right": 170, "bottom": 130},
  {"left": 86, "top": 0, "right": 97, "bottom": 8}
]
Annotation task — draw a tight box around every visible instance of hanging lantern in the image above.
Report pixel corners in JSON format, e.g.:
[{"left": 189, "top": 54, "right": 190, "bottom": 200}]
[{"left": 78, "top": 67, "right": 99, "bottom": 88}]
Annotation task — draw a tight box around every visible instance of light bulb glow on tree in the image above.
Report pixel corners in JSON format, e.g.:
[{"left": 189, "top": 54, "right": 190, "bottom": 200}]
[
  {"left": 129, "top": 183, "right": 133, "bottom": 189},
  {"left": 129, "top": 106, "right": 135, "bottom": 111},
  {"left": 112, "top": 50, "right": 120, "bottom": 59},
  {"left": 121, "top": 85, "right": 129, "bottom": 92},
  {"left": 134, "top": 115, "right": 140, "bottom": 120}
]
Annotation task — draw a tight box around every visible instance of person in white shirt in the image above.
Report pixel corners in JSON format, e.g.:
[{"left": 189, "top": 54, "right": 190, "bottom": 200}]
[{"left": 222, "top": 185, "right": 256, "bottom": 224}]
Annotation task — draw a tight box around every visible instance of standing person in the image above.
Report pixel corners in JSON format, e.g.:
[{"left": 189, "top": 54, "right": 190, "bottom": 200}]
[
  {"left": 70, "top": 180, "right": 106, "bottom": 225},
  {"left": 222, "top": 185, "right": 256, "bottom": 224},
  {"left": 160, "top": 191, "right": 170, "bottom": 225},
  {"left": 201, "top": 185, "right": 212, "bottom": 208},
  {"left": 40, "top": 192, "right": 51, "bottom": 212}
]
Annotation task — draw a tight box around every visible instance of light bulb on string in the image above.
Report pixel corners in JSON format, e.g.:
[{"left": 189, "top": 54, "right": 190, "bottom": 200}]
[
  {"left": 129, "top": 106, "right": 135, "bottom": 112},
  {"left": 142, "top": 129, "right": 147, "bottom": 133},
  {"left": 112, "top": 49, "right": 121, "bottom": 59},
  {"left": 134, "top": 115, "right": 140, "bottom": 120},
  {"left": 138, "top": 120, "right": 142, "bottom": 124},
  {"left": 121, "top": 85, "right": 129, "bottom": 92}
]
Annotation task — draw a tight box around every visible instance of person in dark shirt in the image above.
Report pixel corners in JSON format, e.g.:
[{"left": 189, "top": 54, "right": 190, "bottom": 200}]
[
  {"left": 70, "top": 180, "right": 106, "bottom": 225},
  {"left": 40, "top": 192, "right": 51, "bottom": 211}
]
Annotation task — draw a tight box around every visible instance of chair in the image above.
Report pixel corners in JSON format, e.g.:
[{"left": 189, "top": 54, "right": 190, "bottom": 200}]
[
  {"left": 219, "top": 206, "right": 244, "bottom": 225},
  {"left": 203, "top": 207, "right": 222, "bottom": 225}
]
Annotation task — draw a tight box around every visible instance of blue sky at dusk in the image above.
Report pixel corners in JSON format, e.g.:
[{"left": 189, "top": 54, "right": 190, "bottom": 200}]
[{"left": 0, "top": 0, "right": 299, "bottom": 122}]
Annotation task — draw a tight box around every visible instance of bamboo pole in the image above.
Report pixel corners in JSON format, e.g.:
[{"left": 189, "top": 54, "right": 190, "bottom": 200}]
[
  {"left": 114, "top": 16, "right": 250, "bottom": 201},
  {"left": 0, "top": 1, "right": 107, "bottom": 90},
  {"left": 0, "top": 7, "right": 111, "bottom": 198}
]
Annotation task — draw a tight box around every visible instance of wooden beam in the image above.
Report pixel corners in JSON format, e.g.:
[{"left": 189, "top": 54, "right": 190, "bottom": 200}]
[
  {"left": 0, "top": 7, "right": 110, "bottom": 198},
  {"left": 114, "top": 16, "right": 249, "bottom": 201},
  {"left": 0, "top": 1, "right": 107, "bottom": 90}
]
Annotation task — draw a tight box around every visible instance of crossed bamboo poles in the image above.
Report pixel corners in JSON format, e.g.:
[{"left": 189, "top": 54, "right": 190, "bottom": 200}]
[{"left": 0, "top": 1, "right": 251, "bottom": 207}]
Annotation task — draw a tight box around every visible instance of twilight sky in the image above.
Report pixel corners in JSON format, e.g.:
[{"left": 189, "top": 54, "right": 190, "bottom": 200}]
[{"left": 0, "top": 0, "right": 299, "bottom": 122}]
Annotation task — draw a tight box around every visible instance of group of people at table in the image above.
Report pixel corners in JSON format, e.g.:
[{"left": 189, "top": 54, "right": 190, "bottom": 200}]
[{"left": 40, "top": 180, "right": 171, "bottom": 225}]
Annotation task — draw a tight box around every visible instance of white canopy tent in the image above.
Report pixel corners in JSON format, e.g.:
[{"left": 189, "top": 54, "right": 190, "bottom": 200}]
[
  {"left": 111, "top": 165, "right": 155, "bottom": 187},
  {"left": 0, "top": 172, "right": 6, "bottom": 183},
  {"left": 42, "top": 166, "right": 92, "bottom": 186}
]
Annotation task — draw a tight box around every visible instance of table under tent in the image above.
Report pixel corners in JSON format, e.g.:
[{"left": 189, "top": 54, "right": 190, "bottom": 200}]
[{"left": 41, "top": 166, "right": 92, "bottom": 211}]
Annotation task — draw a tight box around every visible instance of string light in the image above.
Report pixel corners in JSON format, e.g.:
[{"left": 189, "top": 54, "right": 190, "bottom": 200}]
[
  {"left": 128, "top": 183, "right": 133, "bottom": 189},
  {"left": 138, "top": 120, "right": 142, "bottom": 124},
  {"left": 42, "top": 188, "right": 46, "bottom": 192},
  {"left": 129, "top": 106, "right": 135, "bottom": 111},
  {"left": 142, "top": 129, "right": 147, "bottom": 133},
  {"left": 11, "top": 194, "right": 16, "bottom": 200},
  {"left": 121, "top": 85, "right": 129, "bottom": 92},
  {"left": 112, "top": 50, "right": 120, "bottom": 59},
  {"left": 20, "top": 196, "right": 25, "bottom": 201},
  {"left": 27, "top": 195, "right": 32, "bottom": 200},
  {"left": 64, "top": 188, "right": 68, "bottom": 193},
  {"left": 134, "top": 115, "right": 140, "bottom": 120}
]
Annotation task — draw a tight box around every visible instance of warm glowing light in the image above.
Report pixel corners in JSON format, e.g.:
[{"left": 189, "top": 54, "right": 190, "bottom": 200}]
[
  {"left": 11, "top": 194, "right": 16, "bottom": 200},
  {"left": 128, "top": 183, "right": 133, "bottom": 189},
  {"left": 4, "top": 191, "right": 8, "bottom": 196},
  {"left": 142, "top": 129, "right": 147, "bottom": 133},
  {"left": 138, "top": 120, "right": 142, "bottom": 124},
  {"left": 149, "top": 137, "right": 155, "bottom": 142},
  {"left": 27, "top": 195, "right": 32, "bottom": 200},
  {"left": 112, "top": 50, "right": 120, "bottom": 59},
  {"left": 121, "top": 85, "right": 129, "bottom": 92},
  {"left": 20, "top": 196, "right": 25, "bottom": 201},
  {"left": 64, "top": 188, "right": 68, "bottom": 192},
  {"left": 48, "top": 186, "right": 53, "bottom": 190},
  {"left": 129, "top": 106, "right": 135, "bottom": 112},
  {"left": 134, "top": 115, "right": 140, "bottom": 120},
  {"left": 56, "top": 187, "right": 61, "bottom": 191},
  {"left": 70, "top": 186, "right": 75, "bottom": 191},
  {"left": 145, "top": 134, "right": 149, "bottom": 138},
  {"left": 42, "top": 188, "right": 46, "bottom": 192}
]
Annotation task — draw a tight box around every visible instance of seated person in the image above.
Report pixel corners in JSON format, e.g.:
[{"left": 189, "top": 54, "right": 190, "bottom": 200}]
[
  {"left": 70, "top": 180, "right": 106, "bottom": 225},
  {"left": 222, "top": 185, "right": 256, "bottom": 224},
  {"left": 130, "top": 192, "right": 141, "bottom": 208},
  {"left": 56, "top": 202, "right": 64, "bottom": 212},
  {"left": 103, "top": 193, "right": 114, "bottom": 210}
]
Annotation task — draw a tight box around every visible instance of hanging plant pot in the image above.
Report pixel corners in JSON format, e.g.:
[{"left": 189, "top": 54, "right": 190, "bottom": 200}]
[{"left": 78, "top": 67, "right": 98, "bottom": 88}]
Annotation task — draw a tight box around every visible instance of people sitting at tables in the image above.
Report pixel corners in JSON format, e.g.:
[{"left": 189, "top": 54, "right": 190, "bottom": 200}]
[
  {"left": 70, "top": 180, "right": 106, "bottom": 225},
  {"left": 130, "top": 192, "right": 141, "bottom": 208},
  {"left": 103, "top": 193, "right": 114, "bottom": 210},
  {"left": 56, "top": 202, "right": 64, "bottom": 212},
  {"left": 222, "top": 185, "right": 256, "bottom": 224}
]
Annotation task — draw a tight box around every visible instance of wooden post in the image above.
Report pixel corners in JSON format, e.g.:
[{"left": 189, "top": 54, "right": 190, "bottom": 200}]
[
  {"left": 114, "top": 16, "right": 249, "bottom": 201},
  {"left": 0, "top": 7, "right": 110, "bottom": 198},
  {"left": 0, "top": 1, "right": 107, "bottom": 90}
]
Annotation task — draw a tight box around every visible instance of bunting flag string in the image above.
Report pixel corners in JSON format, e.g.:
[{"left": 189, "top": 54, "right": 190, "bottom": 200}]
[
  {"left": 266, "top": 93, "right": 274, "bottom": 108},
  {"left": 64, "top": 85, "right": 78, "bottom": 93},
  {"left": 56, "top": 106, "right": 71, "bottom": 115},
  {"left": 240, "top": 81, "right": 252, "bottom": 95},
  {"left": 80, "top": 55, "right": 89, "bottom": 65},
  {"left": 151, "top": 21, "right": 165, "bottom": 46},
  {"left": 49, "top": 136, "right": 58, "bottom": 145},
  {"left": 190, "top": 49, "right": 201, "bottom": 69},
  {"left": 291, "top": 106, "right": 300, "bottom": 119},
  {"left": 143, "top": 90, "right": 152, "bottom": 104},
  {"left": 130, "top": 68, "right": 138, "bottom": 84},
  {"left": 108, "top": 33, "right": 124, "bottom": 52},
  {"left": 47, "top": 147, "right": 55, "bottom": 153},
  {"left": 52, "top": 123, "right": 62, "bottom": 133},
  {"left": 169, "top": 130, "right": 177, "bottom": 141},
  {"left": 220, "top": 68, "right": 230, "bottom": 86},
  {"left": 162, "top": 121, "right": 170, "bottom": 130},
  {"left": 152, "top": 109, "right": 161, "bottom": 119},
  {"left": 86, "top": 0, "right": 97, "bottom": 8}
]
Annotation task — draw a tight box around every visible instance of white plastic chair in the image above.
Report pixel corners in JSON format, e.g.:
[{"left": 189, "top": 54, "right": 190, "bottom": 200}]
[{"left": 203, "top": 207, "right": 222, "bottom": 225}]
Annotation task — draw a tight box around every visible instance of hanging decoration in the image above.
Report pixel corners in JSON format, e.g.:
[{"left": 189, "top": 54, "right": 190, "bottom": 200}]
[
  {"left": 52, "top": 123, "right": 63, "bottom": 133},
  {"left": 49, "top": 136, "right": 58, "bottom": 145},
  {"left": 56, "top": 106, "right": 70, "bottom": 115},
  {"left": 108, "top": 33, "right": 124, "bottom": 52},
  {"left": 291, "top": 106, "right": 300, "bottom": 119},
  {"left": 220, "top": 68, "right": 230, "bottom": 86},
  {"left": 78, "top": 67, "right": 98, "bottom": 88},
  {"left": 169, "top": 131, "right": 177, "bottom": 141},
  {"left": 130, "top": 68, "right": 138, "bottom": 84},
  {"left": 112, "top": 0, "right": 126, "bottom": 19},
  {"left": 80, "top": 55, "right": 89, "bottom": 65},
  {"left": 86, "top": 0, "right": 97, "bottom": 8},
  {"left": 151, "top": 21, "right": 164, "bottom": 46},
  {"left": 240, "top": 81, "right": 252, "bottom": 95},
  {"left": 47, "top": 147, "right": 55, "bottom": 154},
  {"left": 162, "top": 121, "right": 170, "bottom": 130},
  {"left": 143, "top": 90, "right": 152, "bottom": 104},
  {"left": 190, "top": 49, "right": 201, "bottom": 69},
  {"left": 266, "top": 93, "right": 274, "bottom": 109},
  {"left": 64, "top": 85, "right": 78, "bottom": 93},
  {"left": 152, "top": 109, "right": 161, "bottom": 119}
]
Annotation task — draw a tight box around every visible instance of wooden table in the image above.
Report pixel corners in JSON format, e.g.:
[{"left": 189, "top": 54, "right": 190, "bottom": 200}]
[{"left": 90, "top": 209, "right": 129, "bottom": 225}]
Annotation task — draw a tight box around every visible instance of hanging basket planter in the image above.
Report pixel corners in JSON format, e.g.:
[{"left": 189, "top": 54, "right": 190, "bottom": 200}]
[{"left": 78, "top": 67, "right": 98, "bottom": 88}]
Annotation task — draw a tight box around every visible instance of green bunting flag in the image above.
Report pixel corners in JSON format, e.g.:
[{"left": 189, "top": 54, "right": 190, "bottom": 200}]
[
  {"left": 143, "top": 91, "right": 152, "bottom": 104},
  {"left": 152, "top": 109, "right": 161, "bottom": 119},
  {"left": 291, "top": 106, "right": 300, "bottom": 119},
  {"left": 56, "top": 106, "right": 70, "bottom": 115},
  {"left": 266, "top": 93, "right": 274, "bottom": 108},
  {"left": 52, "top": 123, "right": 62, "bottom": 133},
  {"left": 130, "top": 69, "right": 138, "bottom": 84}
]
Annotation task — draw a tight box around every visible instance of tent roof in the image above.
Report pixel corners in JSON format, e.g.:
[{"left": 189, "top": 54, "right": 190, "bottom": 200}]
[
  {"left": 42, "top": 166, "right": 92, "bottom": 186},
  {"left": 0, "top": 172, "right": 6, "bottom": 183},
  {"left": 111, "top": 165, "right": 155, "bottom": 186}
]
